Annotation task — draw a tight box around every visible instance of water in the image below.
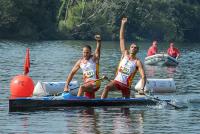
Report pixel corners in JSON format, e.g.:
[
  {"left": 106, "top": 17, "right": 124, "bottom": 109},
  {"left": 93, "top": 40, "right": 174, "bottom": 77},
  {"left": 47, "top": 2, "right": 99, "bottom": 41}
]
[{"left": 0, "top": 40, "right": 200, "bottom": 133}]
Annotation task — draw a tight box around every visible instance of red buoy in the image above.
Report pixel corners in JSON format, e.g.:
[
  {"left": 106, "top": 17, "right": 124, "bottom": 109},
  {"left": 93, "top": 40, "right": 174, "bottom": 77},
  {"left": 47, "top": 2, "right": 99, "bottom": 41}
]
[{"left": 10, "top": 75, "right": 34, "bottom": 98}]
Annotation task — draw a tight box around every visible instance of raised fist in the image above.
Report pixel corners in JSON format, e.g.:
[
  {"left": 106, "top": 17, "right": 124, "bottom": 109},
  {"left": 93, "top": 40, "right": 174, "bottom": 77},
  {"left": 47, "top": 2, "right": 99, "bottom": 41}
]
[
  {"left": 95, "top": 35, "right": 101, "bottom": 41},
  {"left": 121, "top": 18, "right": 127, "bottom": 24}
]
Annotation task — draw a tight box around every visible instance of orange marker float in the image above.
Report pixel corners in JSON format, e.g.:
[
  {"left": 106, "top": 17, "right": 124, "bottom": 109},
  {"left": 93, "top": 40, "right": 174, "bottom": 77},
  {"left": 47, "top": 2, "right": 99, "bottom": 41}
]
[
  {"left": 10, "top": 75, "right": 34, "bottom": 98},
  {"left": 10, "top": 48, "right": 34, "bottom": 98}
]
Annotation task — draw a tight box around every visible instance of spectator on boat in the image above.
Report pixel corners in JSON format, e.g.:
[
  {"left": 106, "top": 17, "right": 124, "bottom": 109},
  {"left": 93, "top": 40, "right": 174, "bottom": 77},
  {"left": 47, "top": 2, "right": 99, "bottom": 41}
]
[
  {"left": 101, "top": 18, "right": 146, "bottom": 99},
  {"left": 167, "top": 42, "right": 180, "bottom": 59},
  {"left": 147, "top": 40, "right": 158, "bottom": 56},
  {"left": 63, "top": 35, "right": 102, "bottom": 99}
]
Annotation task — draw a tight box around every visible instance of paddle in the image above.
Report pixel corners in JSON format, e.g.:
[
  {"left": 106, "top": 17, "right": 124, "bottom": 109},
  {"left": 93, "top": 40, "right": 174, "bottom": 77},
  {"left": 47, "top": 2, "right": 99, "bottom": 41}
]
[
  {"left": 133, "top": 85, "right": 182, "bottom": 109},
  {"left": 136, "top": 87, "right": 182, "bottom": 109},
  {"left": 135, "top": 80, "right": 182, "bottom": 109},
  {"left": 103, "top": 76, "right": 181, "bottom": 109},
  {"left": 143, "top": 93, "right": 181, "bottom": 109},
  {"left": 56, "top": 76, "right": 107, "bottom": 96}
]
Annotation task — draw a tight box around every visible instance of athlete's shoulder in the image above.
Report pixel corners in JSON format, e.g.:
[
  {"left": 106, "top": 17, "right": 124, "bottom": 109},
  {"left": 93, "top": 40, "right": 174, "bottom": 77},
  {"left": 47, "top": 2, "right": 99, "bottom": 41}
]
[
  {"left": 91, "top": 55, "right": 98, "bottom": 62},
  {"left": 77, "top": 58, "right": 84, "bottom": 64},
  {"left": 124, "top": 50, "right": 129, "bottom": 56},
  {"left": 135, "top": 58, "right": 142, "bottom": 65}
]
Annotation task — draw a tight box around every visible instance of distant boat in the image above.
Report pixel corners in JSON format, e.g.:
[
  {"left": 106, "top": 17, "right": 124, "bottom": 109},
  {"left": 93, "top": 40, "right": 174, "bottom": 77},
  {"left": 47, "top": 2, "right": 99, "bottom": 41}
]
[{"left": 144, "top": 53, "right": 179, "bottom": 66}]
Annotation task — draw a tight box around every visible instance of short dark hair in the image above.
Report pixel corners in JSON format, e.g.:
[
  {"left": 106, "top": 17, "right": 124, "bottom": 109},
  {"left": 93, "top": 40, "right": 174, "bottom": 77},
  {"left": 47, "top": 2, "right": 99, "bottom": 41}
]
[{"left": 83, "top": 45, "right": 91, "bottom": 51}]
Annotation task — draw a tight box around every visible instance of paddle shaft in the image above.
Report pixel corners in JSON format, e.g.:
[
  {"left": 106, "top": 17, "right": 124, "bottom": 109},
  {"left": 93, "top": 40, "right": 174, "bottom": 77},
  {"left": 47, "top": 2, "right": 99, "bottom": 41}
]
[
  {"left": 144, "top": 93, "right": 181, "bottom": 109},
  {"left": 58, "top": 76, "right": 106, "bottom": 96},
  {"left": 104, "top": 77, "right": 181, "bottom": 109},
  {"left": 140, "top": 80, "right": 181, "bottom": 109},
  {"left": 69, "top": 77, "right": 105, "bottom": 91}
]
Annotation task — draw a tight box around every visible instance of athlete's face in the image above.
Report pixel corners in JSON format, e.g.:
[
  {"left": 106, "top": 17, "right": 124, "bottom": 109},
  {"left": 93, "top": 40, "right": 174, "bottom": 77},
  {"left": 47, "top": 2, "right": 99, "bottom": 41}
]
[
  {"left": 129, "top": 43, "right": 138, "bottom": 55},
  {"left": 82, "top": 47, "right": 91, "bottom": 59},
  {"left": 152, "top": 41, "right": 157, "bottom": 47},
  {"left": 170, "top": 43, "right": 174, "bottom": 48}
]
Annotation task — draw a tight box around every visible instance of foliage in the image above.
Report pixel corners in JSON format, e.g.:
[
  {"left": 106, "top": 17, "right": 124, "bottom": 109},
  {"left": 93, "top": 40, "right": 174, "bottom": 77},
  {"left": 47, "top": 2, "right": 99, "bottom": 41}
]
[
  {"left": 0, "top": 0, "right": 60, "bottom": 40},
  {"left": 1, "top": 0, "right": 200, "bottom": 42}
]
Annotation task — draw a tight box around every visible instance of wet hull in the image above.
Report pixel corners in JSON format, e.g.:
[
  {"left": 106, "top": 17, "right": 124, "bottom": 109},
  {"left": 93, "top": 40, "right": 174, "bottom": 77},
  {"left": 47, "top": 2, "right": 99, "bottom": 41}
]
[{"left": 9, "top": 97, "right": 161, "bottom": 112}]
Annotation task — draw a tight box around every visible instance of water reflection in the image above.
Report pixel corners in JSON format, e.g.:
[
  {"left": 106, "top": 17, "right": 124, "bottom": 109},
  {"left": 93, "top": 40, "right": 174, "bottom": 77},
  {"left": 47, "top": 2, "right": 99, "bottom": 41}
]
[
  {"left": 65, "top": 107, "right": 144, "bottom": 134},
  {"left": 145, "top": 65, "right": 178, "bottom": 78},
  {"left": 108, "top": 108, "right": 144, "bottom": 134},
  {"left": 166, "top": 66, "right": 177, "bottom": 77},
  {"left": 76, "top": 108, "right": 100, "bottom": 134},
  {"left": 145, "top": 65, "right": 158, "bottom": 78}
]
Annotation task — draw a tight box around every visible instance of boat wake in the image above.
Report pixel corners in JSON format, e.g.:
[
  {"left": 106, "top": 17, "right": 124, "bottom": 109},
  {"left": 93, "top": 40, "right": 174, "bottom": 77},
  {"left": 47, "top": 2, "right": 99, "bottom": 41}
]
[{"left": 147, "top": 96, "right": 189, "bottom": 110}]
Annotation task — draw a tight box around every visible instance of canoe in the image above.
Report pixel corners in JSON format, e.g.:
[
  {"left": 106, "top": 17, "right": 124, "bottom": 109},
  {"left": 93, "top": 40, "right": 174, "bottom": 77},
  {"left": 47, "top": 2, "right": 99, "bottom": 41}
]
[
  {"left": 9, "top": 93, "right": 168, "bottom": 112},
  {"left": 144, "top": 53, "right": 179, "bottom": 66}
]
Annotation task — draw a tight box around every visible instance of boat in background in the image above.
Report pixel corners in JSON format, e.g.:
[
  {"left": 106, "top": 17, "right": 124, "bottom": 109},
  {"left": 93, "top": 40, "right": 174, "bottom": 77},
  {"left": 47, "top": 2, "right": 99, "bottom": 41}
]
[{"left": 144, "top": 53, "right": 179, "bottom": 66}]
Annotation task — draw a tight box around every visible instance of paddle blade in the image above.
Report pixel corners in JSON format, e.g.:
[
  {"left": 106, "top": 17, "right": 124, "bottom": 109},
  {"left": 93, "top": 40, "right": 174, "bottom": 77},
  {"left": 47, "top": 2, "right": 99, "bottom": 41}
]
[{"left": 23, "top": 48, "right": 30, "bottom": 75}]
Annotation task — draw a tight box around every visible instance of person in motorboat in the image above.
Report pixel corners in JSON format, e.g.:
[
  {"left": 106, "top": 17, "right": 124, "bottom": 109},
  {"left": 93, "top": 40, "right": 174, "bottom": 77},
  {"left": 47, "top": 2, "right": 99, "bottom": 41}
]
[
  {"left": 147, "top": 40, "right": 158, "bottom": 56},
  {"left": 167, "top": 42, "right": 180, "bottom": 59},
  {"left": 63, "top": 35, "right": 102, "bottom": 99},
  {"left": 101, "top": 18, "right": 146, "bottom": 99}
]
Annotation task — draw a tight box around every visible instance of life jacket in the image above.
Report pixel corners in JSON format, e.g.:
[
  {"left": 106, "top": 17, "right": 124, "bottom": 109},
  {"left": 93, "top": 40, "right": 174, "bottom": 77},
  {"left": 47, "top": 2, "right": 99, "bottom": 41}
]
[
  {"left": 147, "top": 46, "right": 157, "bottom": 56},
  {"left": 167, "top": 48, "right": 180, "bottom": 58}
]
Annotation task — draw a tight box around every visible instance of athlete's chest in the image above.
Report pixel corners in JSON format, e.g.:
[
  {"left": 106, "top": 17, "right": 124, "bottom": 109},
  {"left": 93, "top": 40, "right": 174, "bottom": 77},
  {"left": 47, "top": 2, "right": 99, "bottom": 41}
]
[
  {"left": 120, "top": 58, "right": 135, "bottom": 68},
  {"left": 118, "top": 58, "right": 136, "bottom": 75},
  {"left": 80, "top": 60, "right": 96, "bottom": 70}
]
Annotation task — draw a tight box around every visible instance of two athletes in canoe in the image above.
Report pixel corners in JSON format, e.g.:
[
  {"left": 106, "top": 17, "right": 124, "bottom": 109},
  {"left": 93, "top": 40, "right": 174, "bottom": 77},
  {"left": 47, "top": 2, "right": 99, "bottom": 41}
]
[{"left": 63, "top": 17, "right": 146, "bottom": 99}]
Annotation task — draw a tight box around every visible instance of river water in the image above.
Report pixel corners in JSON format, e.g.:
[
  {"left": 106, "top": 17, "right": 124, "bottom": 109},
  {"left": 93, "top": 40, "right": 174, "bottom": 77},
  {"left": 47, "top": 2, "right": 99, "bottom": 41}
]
[{"left": 0, "top": 40, "right": 200, "bottom": 133}]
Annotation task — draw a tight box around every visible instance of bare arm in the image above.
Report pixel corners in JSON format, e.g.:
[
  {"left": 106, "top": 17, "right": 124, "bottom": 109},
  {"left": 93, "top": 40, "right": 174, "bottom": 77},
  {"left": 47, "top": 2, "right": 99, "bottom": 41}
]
[
  {"left": 167, "top": 48, "right": 170, "bottom": 55},
  {"left": 94, "top": 35, "right": 101, "bottom": 63},
  {"left": 176, "top": 48, "right": 180, "bottom": 58},
  {"left": 64, "top": 60, "right": 81, "bottom": 92},
  {"left": 120, "top": 18, "right": 127, "bottom": 55},
  {"left": 137, "top": 60, "right": 146, "bottom": 90}
]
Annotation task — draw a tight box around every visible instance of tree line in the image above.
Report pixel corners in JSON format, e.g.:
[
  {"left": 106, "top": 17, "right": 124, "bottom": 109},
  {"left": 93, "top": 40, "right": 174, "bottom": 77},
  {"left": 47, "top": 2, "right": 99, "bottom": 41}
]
[{"left": 0, "top": 0, "right": 200, "bottom": 42}]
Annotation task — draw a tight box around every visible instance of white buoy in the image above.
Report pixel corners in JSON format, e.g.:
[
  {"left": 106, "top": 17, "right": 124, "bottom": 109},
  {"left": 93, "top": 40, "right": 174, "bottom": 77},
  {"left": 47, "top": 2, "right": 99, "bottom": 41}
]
[
  {"left": 33, "top": 81, "right": 79, "bottom": 96},
  {"left": 135, "top": 78, "right": 176, "bottom": 93}
]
